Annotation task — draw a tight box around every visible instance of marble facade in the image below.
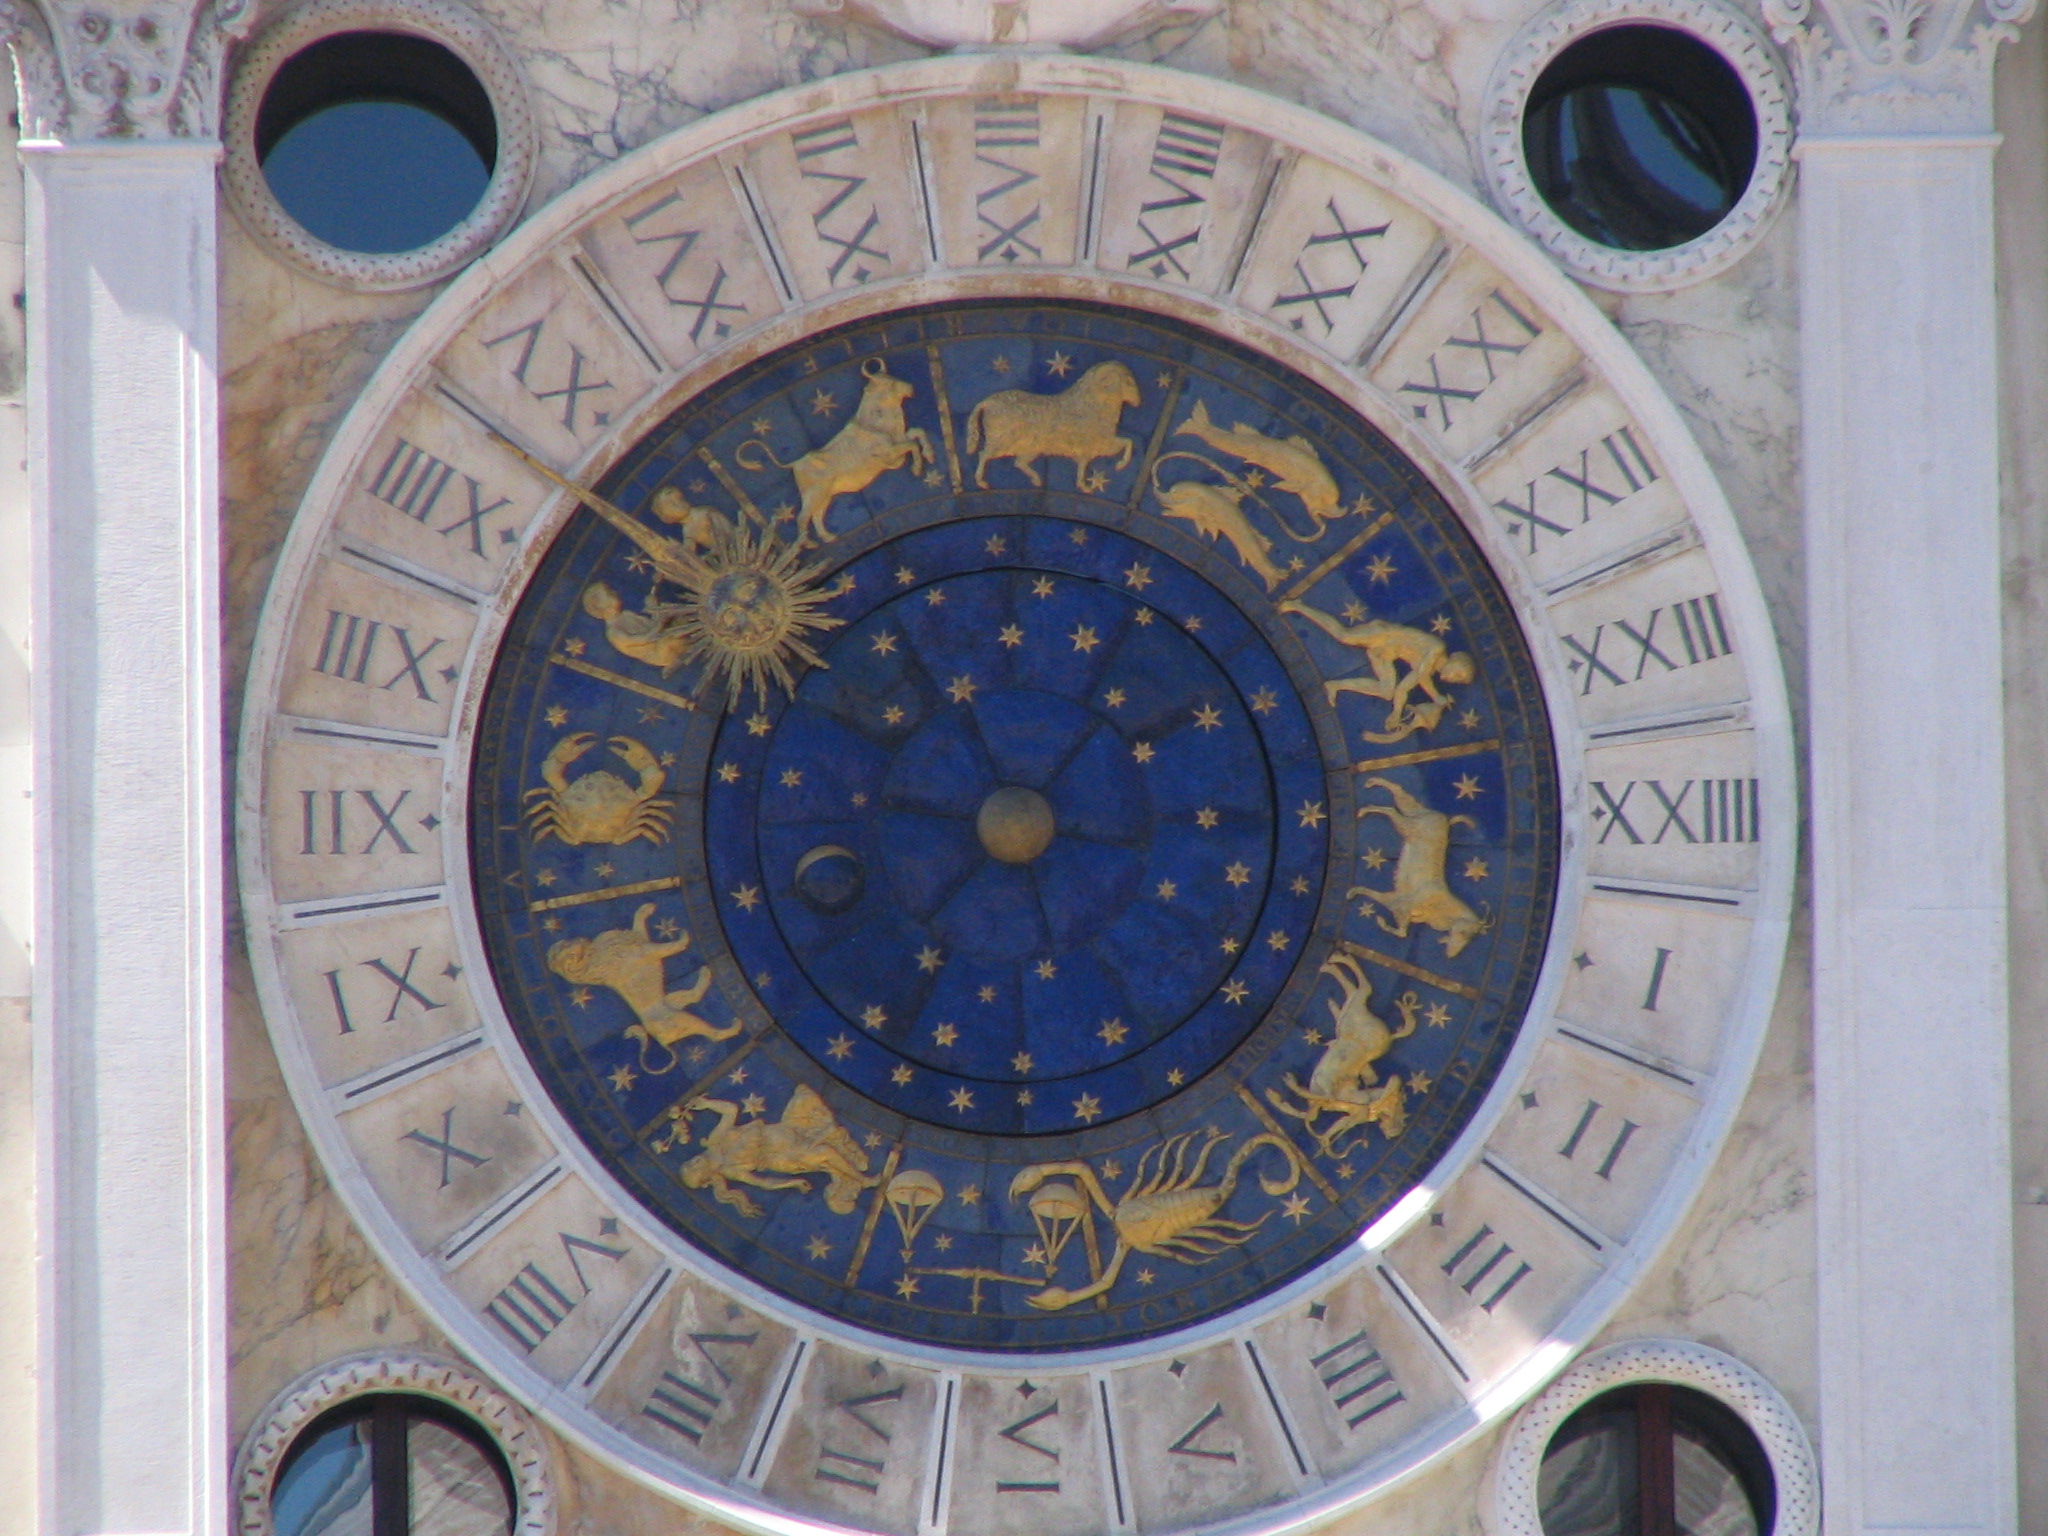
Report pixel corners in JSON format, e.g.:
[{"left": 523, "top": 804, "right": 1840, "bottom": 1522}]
[{"left": 2, "top": 0, "right": 2041, "bottom": 1532}]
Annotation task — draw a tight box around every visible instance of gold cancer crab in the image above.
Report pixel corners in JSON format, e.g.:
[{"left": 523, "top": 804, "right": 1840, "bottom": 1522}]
[
  {"left": 1006, "top": 1129, "right": 1303, "bottom": 1310},
  {"left": 524, "top": 732, "right": 674, "bottom": 846}
]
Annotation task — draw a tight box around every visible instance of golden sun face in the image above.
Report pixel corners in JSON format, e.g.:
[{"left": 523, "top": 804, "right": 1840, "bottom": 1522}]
[{"left": 668, "top": 519, "right": 847, "bottom": 708}]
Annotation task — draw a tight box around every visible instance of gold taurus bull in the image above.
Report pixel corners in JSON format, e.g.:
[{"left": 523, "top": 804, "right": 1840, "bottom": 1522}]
[
  {"left": 966, "top": 360, "right": 1140, "bottom": 490},
  {"left": 1350, "top": 777, "right": 1491, "bottom": 957},
  {"left": 737, "top": 359, "right": 935, "bottom": 547}
]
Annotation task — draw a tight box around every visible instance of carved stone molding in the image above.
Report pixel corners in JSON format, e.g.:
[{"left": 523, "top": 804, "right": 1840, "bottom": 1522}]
[
  {"left": 1762, "top": 0, "right": 2035, "bottom": 134},
  {"left": 790, "top": 0, "right": 1220, "bottom": 50},
  {"left": 0, "top": 0, "right": 254, "bottom": 141}
]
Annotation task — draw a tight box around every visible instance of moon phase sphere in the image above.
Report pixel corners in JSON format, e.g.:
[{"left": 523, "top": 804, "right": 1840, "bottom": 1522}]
[
  {"left": 794, "top": 845, "right": 865, "bottom": 914},
  {"left": 977, "top": 785, "right": 1057, "bottom": 864}
]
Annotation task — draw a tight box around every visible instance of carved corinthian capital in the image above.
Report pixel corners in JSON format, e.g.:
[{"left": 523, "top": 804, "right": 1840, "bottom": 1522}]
[
  {"left": 0, "top": 0, "right": 254, "bottom": 141},
  {"left": 1763, "top": 0, "right": 2036, "bottom": 134}
]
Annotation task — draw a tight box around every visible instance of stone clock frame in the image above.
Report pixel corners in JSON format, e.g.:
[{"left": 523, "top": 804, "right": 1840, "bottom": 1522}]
[{"left": 234, "top": 55, "right": 1795, "bottom": 1536}]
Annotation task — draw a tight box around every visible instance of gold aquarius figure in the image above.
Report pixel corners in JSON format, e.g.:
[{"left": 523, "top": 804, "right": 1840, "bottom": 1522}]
[{"left": 1006, "top": 1130, "right": 1303, "bottom": 1310}]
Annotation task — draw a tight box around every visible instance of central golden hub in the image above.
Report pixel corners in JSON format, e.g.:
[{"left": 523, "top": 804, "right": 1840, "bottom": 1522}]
[{"left": 977, "top": 786, "right": 1056, "bottom": 864}]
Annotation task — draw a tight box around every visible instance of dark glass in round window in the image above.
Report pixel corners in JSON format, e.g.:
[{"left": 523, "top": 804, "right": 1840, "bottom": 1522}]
[
  {"left": 1523, "top": 25, "right": 1757, "bottom": 252},
  {"left": 258, "top": 32, "right": 496, "bottom": 255},
  {"left": 271, "top": 1393, "right": 515, "bottom": 1536},
  {"left": 1538, "top": 1382, "right": 1775, "bottom": 1536}
]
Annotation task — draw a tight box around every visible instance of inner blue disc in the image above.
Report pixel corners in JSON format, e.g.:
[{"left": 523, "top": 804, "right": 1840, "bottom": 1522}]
[{"left": 706, "top": 536, "right": 1320, "bottom": 1133}]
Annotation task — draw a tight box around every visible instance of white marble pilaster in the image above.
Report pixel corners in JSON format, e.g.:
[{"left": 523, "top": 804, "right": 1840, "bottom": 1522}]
[
  {"left": 1791, "top": 72, "right": 2019, "bottom": 1536},
  {"left": 26, "top": 136, "right": 226, "bottom": 1536}
]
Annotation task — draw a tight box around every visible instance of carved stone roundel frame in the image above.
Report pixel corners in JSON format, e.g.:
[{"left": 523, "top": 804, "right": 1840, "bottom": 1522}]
[
  {"left": 1489, "top": 1339, "right": 1818, "bottom": 1536},
  {"left": 236, "top": 53, "right": 1796, "bottom": 1536},
  {"left": 1483, "top": 0, "right": 1794, "bottom": 293},
  {"left": 232, "top": 1351, "right": 556, "bottom": 1536},
  {"left": 223, "top": 0, "right": 537, "bottom": 292}
]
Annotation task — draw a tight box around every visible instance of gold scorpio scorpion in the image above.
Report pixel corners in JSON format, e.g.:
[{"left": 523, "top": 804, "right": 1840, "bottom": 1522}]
[
  {"left": 524, "top": 732, "right": 674, "bottom": 846},
  {"left": 1006, "top": 1129, "right": 1303, "bottom": 1310}
]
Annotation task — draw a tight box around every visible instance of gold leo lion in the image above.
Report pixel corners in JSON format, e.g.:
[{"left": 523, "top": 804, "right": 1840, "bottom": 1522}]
[
  {"left": 966, "top": 360, "right": 1140, "bottom": 490},
  {"left": 547, "top": 903, "right": 739, "bottom": 1071}
]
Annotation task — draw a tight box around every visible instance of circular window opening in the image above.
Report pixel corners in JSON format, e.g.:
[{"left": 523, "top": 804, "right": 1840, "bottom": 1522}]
[
  {"left": 1522, "top": 24, "right": 1757, "bottom": 253},
  {"left": 257, "top": 32, "right": 496, "bottom": 255},
  {"left": 1539, "top": 1382, "right": 1776, "bottom": 1536},
  {"left": 271, "top": 1392, "right": 516, "bottom": 1536}
]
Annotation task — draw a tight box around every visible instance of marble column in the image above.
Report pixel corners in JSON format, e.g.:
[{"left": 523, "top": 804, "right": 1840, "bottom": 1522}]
[
  {"left": 4, "top": 4, "right": 248, "bottom": 1533},
  {"left": 1766, "top": 0, "right": 2032, "bottom": 1530}
]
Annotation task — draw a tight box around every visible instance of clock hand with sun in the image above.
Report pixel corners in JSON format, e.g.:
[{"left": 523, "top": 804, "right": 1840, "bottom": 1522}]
[{"left": 464, "top": 405, "right": 852, "bottom": 707}]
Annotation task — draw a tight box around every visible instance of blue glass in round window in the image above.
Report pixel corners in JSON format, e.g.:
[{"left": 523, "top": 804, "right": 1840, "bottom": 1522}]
[
  {"left": 1524, "top": 25, "right": 1757, "bottom": 252},
  {"left": 257, "top": 32, "right": 494, "bottom": 255}
]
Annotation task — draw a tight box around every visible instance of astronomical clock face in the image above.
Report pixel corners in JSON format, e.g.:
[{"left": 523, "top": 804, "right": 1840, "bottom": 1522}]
[
  {"left": 472, "top": 300, "right": 1559, "bottom": 1353},
  {"left": 238, "top": 58, "right": 1792, "bottom": 1536}
]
